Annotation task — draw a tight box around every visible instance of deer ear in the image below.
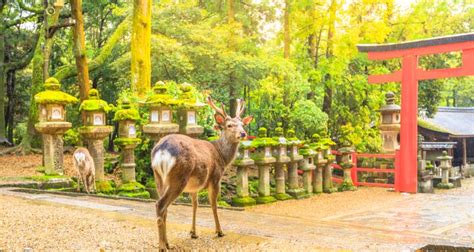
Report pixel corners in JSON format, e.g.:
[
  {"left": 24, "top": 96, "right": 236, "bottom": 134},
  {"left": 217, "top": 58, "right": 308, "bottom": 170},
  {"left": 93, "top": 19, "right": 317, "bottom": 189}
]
[
  {"left": 214, "top": 113, "right": 226, "bottom": 125},
  {"left": 242, "top": 116, "right": 253, "bottom": 125}
]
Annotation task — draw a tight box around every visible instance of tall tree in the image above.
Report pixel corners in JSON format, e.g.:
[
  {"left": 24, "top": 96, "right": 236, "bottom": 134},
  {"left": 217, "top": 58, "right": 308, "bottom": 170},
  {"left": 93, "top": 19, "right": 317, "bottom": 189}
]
[
  {"left": 70, "top": 0, "right": 90, "bottom": 101},
  {"left": 322, "top": 0, "right": 337, "bottom": 116},
  {"left": 283, "top": 0, "right": 291, "bottom": 59},
  {"left": 131, "top": 0, "right": 151, "bottom": 96}
]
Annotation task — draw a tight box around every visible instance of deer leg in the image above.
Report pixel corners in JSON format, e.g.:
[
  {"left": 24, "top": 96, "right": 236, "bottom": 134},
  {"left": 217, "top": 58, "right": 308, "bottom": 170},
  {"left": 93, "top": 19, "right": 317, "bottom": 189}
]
[
  {"left": 208, "top": 183, "right": 224, "bottom": 237},
  {"left": 83, "top": 174, "right": 90, "bottom": 194},
  {"left": 76, "top": 173, "right": 81, "bottom": 192},
  {"left": 155, "top": 186, "right": 183, "bottom": 250},
  {"left": 190, "top": 192, "right": 198, "bottom": 239}
]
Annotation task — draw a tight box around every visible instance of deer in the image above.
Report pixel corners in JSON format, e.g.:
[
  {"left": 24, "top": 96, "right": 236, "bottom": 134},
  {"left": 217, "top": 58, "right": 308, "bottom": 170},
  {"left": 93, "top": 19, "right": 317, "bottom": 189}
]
[
  {"left": 151, "top": 96, "right": 253, "bottom": 250},
  {"left": 73, "top": 147, "right": 96, "bottom": 194}
]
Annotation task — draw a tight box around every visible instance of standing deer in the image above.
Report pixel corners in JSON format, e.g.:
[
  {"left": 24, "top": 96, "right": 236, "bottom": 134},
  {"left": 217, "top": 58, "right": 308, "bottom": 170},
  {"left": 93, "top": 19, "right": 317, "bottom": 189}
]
[
  {"left": 73, "top": 147, "right": 96, "bottom": 194},
  {"left": 151, "top": 97, "right": 252, "bottom": 250}
]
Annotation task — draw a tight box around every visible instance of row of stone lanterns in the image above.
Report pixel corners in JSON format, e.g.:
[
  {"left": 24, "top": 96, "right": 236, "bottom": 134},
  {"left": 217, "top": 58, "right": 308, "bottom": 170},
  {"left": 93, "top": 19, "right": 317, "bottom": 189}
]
[
  {"left": 34, "top": 78, "right": 206, "bottom": 194},
  {"left": 231, "top": 128, "right": 343, "bottom": 206}
]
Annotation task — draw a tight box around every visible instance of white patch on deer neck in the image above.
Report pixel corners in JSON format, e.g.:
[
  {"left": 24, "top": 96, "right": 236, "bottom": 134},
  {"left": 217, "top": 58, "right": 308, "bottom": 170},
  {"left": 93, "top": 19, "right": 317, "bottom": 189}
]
[{"left": 152, "top": 150, "right": 176, "bottom": 180}]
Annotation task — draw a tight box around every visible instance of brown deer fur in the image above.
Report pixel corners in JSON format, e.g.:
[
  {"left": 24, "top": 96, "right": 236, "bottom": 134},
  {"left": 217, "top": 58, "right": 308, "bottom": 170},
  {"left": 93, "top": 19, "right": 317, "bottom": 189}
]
[
  {"left": 151, "top": 97, "right": 252, "bottom": 250},
  {"left": 73, "top": 147, "right": 96, "bottom": 194}
]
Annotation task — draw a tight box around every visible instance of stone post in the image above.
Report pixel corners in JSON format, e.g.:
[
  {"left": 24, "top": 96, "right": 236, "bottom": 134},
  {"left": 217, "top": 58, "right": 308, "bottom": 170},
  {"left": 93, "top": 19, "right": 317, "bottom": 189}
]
[
  {"left": 436, "top": 151, "right": 454, "bottom": 189},
  {"left": 79, "top": 89, "right": 113, "bottom": 193},
  {"left": 338, "top": 146, "right": 357, "bottom": 191},
  {"left": 323, "top": 148, "right": 338, "bottom": 193},
  {"left": 272, "top": 126, "right": 292, "bottom": 200},
  {"left": 314, "top": 150, "right": 327, "bottom": 194},
  {"left": 286, "top": 130, "right": 307, "bottom": 199},
  {"left": 299, "top": 143, "right": 317, "bottom": 194},
  {"left": 231, "top": 141, "right": 256, "bottom": 206},
  {"left": 252, "top": 128, "right": 277, "bottom": 204},
  {"left": 34, "top": 77, "right": 78, "bottom": 175}
]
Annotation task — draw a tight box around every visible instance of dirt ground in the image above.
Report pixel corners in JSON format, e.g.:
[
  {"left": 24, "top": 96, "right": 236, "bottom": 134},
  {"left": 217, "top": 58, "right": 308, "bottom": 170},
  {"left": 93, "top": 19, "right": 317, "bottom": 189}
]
[{"left": 0, "top": 154, "right": 75, "bottom": 178}]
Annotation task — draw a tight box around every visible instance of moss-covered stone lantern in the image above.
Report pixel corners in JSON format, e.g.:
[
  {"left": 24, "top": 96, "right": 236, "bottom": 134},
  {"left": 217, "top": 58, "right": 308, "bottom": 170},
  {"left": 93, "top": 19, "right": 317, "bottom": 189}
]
[
  {"left": 338, "top": 144, "right": 357, "bottom": 191},
  {"left": 231, "top": 140, "right": 256, "bottom": 207},
  {"left": 436, "top": 151, "right": 454, "bottom": 189},
  {"left": 309, "top": 134, "right": 327, "bottom": 194},
  {"left": 35, "top": 77, "right": 78, "bottom": 175},
  {"left": 299, "top": 142, "right": 317, "bottom": 195},
  {"left": 286, "top": 130, "right": 306, "bottom": 198},
  {"left": 317, "top": 136, "right": 337, "bottom": 193},
  {"left": 250, "top": 127, "right": 278, "bottom": 204},
  {"left": 177, "top": 83, "right": 204, "bottom": 138},
  {"left": 113, "top": 100, "right": 149, "bottom": 198},
  {"left": 379, "top": 92, "right": 400, "bottom": 153},
  {"left": 142, "top": 81, "right": 180, "bottom": 143},
  {"left": 78, "top": 89, "right": 113, "bottom": 192},
  {"left": 271, "top": 126, "right": 292, "bottom": 200}
]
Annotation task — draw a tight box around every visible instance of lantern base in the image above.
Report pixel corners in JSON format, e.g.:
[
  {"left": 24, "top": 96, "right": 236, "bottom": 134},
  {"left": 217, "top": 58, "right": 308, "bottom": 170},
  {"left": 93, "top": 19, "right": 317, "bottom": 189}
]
[
  {"left": 231, "top": 196, "right": 256, "bottom": 207},
  {"left": 255, "top": 195, "right": 277, "bottom": 204},
  {"left": 274, "top": 193, "right": 293, "bottom": 201},
  {"left": 436, "top": 182, "right": 454, "bottom": 189},
  {"left": 35, "top": 122, "right": 71, "bottom": 135},
  {"left": 79, "top": 126, "right": 113, "bottom": 139},
  {"left": 95, "top": 180, "right": 115, "bottom": 194},
  {"left": 287, "top": 188, "right": 309, "bottom": 199},
  {"left": 117, "top": 181, "right": 150, "bottom": 199}
]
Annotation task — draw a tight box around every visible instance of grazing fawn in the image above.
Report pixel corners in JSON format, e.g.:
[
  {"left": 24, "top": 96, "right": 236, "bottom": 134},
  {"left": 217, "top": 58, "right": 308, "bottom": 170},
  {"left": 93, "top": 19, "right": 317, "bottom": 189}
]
[
  {"left": 73, "top": 147, "right": 96, "bottom": 194},
  {"left": 151, "top": 97, "right": 252, "bottom": 250}
]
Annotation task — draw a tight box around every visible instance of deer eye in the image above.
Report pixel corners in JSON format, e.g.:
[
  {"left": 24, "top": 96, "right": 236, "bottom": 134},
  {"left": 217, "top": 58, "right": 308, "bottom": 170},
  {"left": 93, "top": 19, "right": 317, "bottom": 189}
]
[{"left": 227, "top": 124, "right": 233, "bottom": 128}]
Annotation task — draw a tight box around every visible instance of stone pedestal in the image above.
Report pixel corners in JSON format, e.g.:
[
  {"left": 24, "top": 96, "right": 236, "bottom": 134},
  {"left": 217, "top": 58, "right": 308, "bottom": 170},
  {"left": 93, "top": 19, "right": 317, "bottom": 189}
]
[
  {"left": 36, "top": 122, "right": 71, "bottom": 175},
  {"left": 314, "top": 152, "right": 327, "bottom": 194},
  {"left": 142, "top": 124, "right": 179, "bottom": 144},
  {"left": 287, "top": 145, "right": 306, "bottom": 199},
  {"left": 254, "top": 148, "right": 276, "bottom": 204},
  {"left": 115, "top": 142, "right": 140, "bottom": 182},
  {"left": 273, "top": 145, "right": 292, "bottom": 200},
  {"left": 299, "top": 155, "right": 316, "bottom": 194},
  {"left": 79, "top": 126, "right": 113, "bottom": 182},
  {"left": 338, "top": 146, "right": 356, "bottom": 191},
  {"left": 232, "top": 147, "right": 256, "bottom": 206},
  {"left": 323, "top": 162, "right": 337, "bottom": 193}
]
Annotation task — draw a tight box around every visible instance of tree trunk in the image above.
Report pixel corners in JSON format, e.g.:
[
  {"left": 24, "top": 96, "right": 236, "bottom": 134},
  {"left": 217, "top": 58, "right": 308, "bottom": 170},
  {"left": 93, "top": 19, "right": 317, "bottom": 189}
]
[
  {"left": 283, "top": 0, "right": 291, "bottom": 59},
  {"left": 6, "top": 69, "right": 15, "bottom": 143},
  {"left": 0, "top": 27, "right": 6, "bottom": 139},
  {"left": 131, "top": 0, "right": 151, "bottom": 96},
  {"left": 70, "top": 0, "right": 90, "bottom": 101},
  {"left": 43, "top": 0, "right": 63, "bottom": 80},
  {"left": 322, "top": 0, "right": 337, "bottom": 116},
  {"left": 227, "top": 0, "right": 237, "bottom": 116}
]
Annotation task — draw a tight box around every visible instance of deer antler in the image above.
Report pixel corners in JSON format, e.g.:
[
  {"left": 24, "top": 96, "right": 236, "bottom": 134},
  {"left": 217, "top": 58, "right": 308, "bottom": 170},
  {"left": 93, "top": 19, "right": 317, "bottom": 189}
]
[
  {"left": 207, "top": 96, "right": 229, "bottom": 118},
  {"left": 235, "top": 99, "right": 245, "bottom": 118}
]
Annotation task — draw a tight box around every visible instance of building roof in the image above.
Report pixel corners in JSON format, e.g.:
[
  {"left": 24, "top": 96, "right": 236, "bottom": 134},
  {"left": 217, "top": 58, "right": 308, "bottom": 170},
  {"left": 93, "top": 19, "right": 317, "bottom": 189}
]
[{"left": 419, "top": 107, "right": 474, "bottom": 137}]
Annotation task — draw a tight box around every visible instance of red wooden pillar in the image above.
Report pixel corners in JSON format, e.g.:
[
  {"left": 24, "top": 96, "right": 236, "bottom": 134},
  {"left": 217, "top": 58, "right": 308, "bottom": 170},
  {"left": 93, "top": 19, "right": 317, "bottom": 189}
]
[
  {"left": 351, "top": 153, "right": 358, "bottom": 186},
  {"left": 400, "top": 55, "right": 418, "bottom": 193}
]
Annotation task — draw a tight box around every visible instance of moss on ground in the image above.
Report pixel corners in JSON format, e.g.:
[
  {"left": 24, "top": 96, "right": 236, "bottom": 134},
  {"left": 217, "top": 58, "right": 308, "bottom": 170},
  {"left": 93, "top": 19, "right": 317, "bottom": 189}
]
[
  {"left": 255, "top": 195, "right": 277, "bottom": 204},
  {"left": 274, "top": 193, "right": 293, "bottom": 201},
  {"left": 27, "top": 174, "right": 69, "bottom": 182},
  {"left": 96, "top": 180, "right": 115, "bottom": 194},
  {"left": 231, "top": 196, "right": 256, "bottom": 207},
  {"left": 117, "top": 181, "right": 150, "bottom": 199}
]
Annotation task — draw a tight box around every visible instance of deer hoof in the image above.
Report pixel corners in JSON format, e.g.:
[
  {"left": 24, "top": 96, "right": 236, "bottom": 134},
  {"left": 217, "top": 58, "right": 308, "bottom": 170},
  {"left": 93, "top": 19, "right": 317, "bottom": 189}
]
[
  {"left": 190, "top": 231, "right": 198, "bottom": 239},
  {"left": 216, "top": 231, "right": 225, "bottom": 237}
]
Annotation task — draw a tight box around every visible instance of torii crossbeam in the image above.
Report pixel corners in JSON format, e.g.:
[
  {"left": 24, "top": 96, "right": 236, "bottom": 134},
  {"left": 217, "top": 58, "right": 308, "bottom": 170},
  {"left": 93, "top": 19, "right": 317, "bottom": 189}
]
[{"left": 358, "top": 33, "right": 474, "bottom": 193}]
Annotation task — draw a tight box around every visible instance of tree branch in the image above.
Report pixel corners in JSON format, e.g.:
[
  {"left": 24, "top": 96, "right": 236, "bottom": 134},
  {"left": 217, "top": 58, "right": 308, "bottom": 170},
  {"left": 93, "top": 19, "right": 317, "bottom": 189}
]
[
  {"left": 16, "top": 0, "right": 43, "bottom": 14},
  {"left": 8, "top": 32, "right": 41, "bottom": 70},
  {"left": 6, "top": 13, "right": 39, "bottom": 28},
  {"left": 53, "top": 16, "right": 131, "bottom": 82}
]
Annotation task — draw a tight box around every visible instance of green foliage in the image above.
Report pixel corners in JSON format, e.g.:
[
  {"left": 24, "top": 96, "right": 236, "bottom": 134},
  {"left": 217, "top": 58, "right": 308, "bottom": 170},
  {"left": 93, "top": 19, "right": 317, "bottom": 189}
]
[
  {"left": 64, "top": 128, "right": 80, "bottom": 146},
  {"left": 289, "top": 100, "right": 328, "bottom": 139}
]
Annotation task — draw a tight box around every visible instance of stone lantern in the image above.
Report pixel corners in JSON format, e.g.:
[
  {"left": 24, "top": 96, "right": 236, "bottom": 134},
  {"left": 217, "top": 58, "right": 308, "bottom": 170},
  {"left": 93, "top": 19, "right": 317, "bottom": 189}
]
[
  {"left": 436, "top": 151, "right": 454, "bottom": 189},
  {"left": 79, "top": 89, "right": 113, "bottom": 192},
  {"left": 177, "top": 83, "right": 204, "bottom": 138},
  {"left": 113, "top": 99, "right": 142, "bottom": 182},
  {"left": 231, "top": 140, "right": 256, "bottom": 206},
  {"left": 35, "top": 77, "right": 78, "bottom": 175},
  {"left": 338, "top": 145, "right": 357, "bottom": 191},
  {"left": 142, "top": 81, "right": 180, "bottom": 143},
  {"left": 317, "top": 136, "right": 337, "bottom": 193},
  {"left": 271, "top": 126, "right": 292, "bottom": 200},
  {"left": 310, "top": 134, "right": 328, "bottom": 194},
  {"left": 379, "top": 92, "right": 400, "bottom": 152},
  {"left": 250, "top": 128, "right": 277, "bottom": 204},
  {"left": 286, "top": 130, "right": 307, "bottom": 198},
  {"left": 299, "top": 142, "right": 317, "bottom": 195}
]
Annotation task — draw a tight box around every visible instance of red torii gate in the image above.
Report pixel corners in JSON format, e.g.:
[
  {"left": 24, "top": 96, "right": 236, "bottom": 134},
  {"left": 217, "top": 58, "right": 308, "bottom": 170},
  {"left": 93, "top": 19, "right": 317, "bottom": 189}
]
[{"left": 358, "top": 33, "right": 474, "bottom": 193}]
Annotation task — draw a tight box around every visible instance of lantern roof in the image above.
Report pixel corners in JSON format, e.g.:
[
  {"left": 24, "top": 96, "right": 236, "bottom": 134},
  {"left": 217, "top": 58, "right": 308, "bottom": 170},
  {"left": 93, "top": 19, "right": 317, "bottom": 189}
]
[
  {"left": 437, "top": 150, "right": 453, "bottom": 161},
  {"left": 251, "top": 127, "right": 279, "bottom": 148},
  {"left": 272, "top": 125, "right": 289, "bottom": 145},
  {"left": 286, "top": 129, "right": 302, "bottom": 145},
  {"left": 379, "top": 92, "right": 400, "bottom": 112},
  {"left": 178, "top": 83, "right": 205, "bottom": 109},
  {"left": 113, "top": 99, "right": 140, "bottom": 121},
  {"left": 35, "top": 77, "right": 79, "bottom": 105},
  {"left": 145, "top": 81, "right": 180, "bottom": 106},
  {"left": 79, "top": 89, "right": 111, "bottom": 112}
]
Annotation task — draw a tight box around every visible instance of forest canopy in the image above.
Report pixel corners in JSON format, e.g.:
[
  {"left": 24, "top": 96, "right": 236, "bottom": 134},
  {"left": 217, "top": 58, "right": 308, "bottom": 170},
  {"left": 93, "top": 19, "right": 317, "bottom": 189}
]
[{"left": 1, "top": 0, "right": 472, "bottom": 153}]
